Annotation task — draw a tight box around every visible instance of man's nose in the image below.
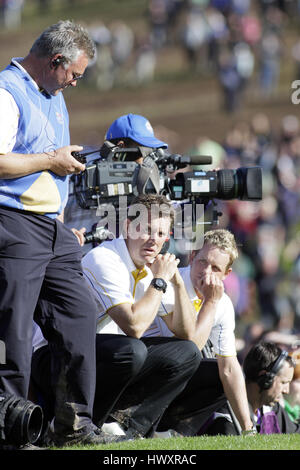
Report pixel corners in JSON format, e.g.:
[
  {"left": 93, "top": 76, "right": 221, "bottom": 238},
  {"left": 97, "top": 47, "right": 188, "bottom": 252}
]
[{"left": 203, "top": 264, "right": 212, "bottom": 274}]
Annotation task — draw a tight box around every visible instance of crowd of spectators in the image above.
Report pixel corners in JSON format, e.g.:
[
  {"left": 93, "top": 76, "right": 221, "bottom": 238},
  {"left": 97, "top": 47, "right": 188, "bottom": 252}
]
[
  {"left": 0, "top": 0, "right": 24, "bottom": 28},
  {"left": 176, "top": 111, "right": 300, "bottom": 354},
  {"left": 2, "top": 0, "right": 300, "bottom": 109},
  {"left": 80, "top": 0, "right": 299, "bottom": 104}
]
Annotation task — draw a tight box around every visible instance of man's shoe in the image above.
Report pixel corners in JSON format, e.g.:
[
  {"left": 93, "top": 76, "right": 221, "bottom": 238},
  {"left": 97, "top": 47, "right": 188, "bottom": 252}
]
[
  {"left": 47, "top": 425, "right": 127, "bottom": 447},
  {"left": 19, "top": 442, "right": 47, "bottom": 450}
]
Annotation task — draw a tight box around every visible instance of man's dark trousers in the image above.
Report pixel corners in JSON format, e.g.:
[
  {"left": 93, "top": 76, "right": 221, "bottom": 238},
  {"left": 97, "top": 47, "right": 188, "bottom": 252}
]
[
  {"left": 158, "top": 358, "right": 227, "bottom": 435},
  {"left": 32, "top": 335, "right": 202, "bottom": 437},
  {"left": 0, "top": 206, "right": 98, "bottom": 432},
  {"left": 31, "top": 334, "right": 149, "bottom": 429},
  {"left": 109, "top": 336, "right": 202, "bottom": 437}
]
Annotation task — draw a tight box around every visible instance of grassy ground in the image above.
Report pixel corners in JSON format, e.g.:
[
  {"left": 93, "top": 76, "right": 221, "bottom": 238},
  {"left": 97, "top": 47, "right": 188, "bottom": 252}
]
[{"left": 51, "top": 434, "right": 300, "bottom": 451}]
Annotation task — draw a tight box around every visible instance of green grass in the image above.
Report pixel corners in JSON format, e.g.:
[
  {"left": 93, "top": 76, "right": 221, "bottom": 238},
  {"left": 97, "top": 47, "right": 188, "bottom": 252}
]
[{"left": 52, "top": 434, "right": 300, "bottom": 451}]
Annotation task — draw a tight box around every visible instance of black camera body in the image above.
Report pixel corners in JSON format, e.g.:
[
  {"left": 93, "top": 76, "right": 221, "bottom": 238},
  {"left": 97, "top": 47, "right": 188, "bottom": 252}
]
[
  {"left": 71, "top": 142, "right": 262, "bottom": 243},
  {"left": 73, "top": 158, "right": 137, "bottom": 209}
]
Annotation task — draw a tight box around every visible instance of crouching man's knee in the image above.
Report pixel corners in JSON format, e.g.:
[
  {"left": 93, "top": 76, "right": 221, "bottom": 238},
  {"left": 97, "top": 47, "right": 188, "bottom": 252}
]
[{"left": 160, "top": 339, "right": 201, "bottom": 377}]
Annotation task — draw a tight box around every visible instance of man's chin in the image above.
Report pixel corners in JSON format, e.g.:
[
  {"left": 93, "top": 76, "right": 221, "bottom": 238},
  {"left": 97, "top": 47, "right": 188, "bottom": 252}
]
[
  {"left": 144, "top": 255, "right": 156, "bottom": 265},
  {"left": 51, "top": 88, "right": 63, "bottom": 96},
  {"left": 268, "top": 399, "right": 278, "bottom": 407},
  {"left": 48, "top": 86, "right": 66, "bottom": 96}
]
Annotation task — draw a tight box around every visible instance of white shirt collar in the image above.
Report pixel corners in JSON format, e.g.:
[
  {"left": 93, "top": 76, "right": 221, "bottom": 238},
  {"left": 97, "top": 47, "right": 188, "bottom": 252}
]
[
  {"left": 116, "top": 235, "right": 137, "bottom": 273},
  {"left": 113, "top": 235, "right": 151, "bottom": 276}
]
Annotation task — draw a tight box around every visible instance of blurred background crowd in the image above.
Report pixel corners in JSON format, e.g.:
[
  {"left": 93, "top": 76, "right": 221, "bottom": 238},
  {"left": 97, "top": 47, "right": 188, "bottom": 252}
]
[
  {"left": 0, "top": 0, "right": 300, "bottom": 101},
  {"left": 2, "top": 0, "right": 300, "bottom": 100},
  {"left": 0, "top": 0, "right": 300, "bottom": 357},
  {"left": 167, "top": 108, "right": 300, "bottom": 361}
]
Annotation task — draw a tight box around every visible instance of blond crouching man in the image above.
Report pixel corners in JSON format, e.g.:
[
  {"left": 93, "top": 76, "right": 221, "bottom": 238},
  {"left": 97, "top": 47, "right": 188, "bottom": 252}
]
[{"left": 145, "top": 229, "right": 254, "bottom": 435}]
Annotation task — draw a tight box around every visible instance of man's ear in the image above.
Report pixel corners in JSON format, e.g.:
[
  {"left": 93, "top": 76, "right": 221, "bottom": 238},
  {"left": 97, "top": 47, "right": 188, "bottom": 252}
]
[
  {"left": 50, "top": 54, "right": 64, "bottom": 69},
  {"left": 224, "top": 267, "right": 232, "bottom": 278}
]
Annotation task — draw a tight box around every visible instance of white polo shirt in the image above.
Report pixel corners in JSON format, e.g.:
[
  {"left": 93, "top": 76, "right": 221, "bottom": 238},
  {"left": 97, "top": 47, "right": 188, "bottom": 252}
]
[
  {"left": 81, "top": 236, "right": 174, "bottom": 335},
  {"left": 143, "top": 266, "right": 237, "bottom": 357},
  {"left": 0, "top": 59, "right": 27, "bottom": 154}
]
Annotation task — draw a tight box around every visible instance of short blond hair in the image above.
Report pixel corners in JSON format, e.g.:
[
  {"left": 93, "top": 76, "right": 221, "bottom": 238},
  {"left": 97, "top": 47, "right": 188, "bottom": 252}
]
[{"left": 195, "top": 229, "right": 238, "bottom": 271}]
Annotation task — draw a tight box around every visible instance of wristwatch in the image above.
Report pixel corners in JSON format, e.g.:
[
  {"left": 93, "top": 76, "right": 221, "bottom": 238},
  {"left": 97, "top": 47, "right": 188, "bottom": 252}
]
[{"left": 150, "top": 278, "right": 167, "bottom": 293}]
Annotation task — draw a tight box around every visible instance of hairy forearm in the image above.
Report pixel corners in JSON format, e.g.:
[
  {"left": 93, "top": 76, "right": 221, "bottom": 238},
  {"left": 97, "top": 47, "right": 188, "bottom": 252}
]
[
  {"left": 169, "top": 281, "right": 196, "bottom": 339},
  {"left": 218, "top": 359, "right": 253, "bottom": 432},
  {"left": 0, "top": 152, "right": 52, "bottom": 178},
  {"left": 193, "top": 300, "right": 218, "bottom": 350},
  {"left": 128, "top": 287, "right": 164, "bottom": 337},
  {"left": 0, "top": 145, "right": 85, "bottom": 178}
]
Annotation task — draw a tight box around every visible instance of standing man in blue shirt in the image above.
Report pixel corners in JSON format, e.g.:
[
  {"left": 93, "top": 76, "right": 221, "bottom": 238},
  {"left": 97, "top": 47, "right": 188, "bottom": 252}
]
[{"left": 0, "top": 20, "right": 118, "bottom": 447}]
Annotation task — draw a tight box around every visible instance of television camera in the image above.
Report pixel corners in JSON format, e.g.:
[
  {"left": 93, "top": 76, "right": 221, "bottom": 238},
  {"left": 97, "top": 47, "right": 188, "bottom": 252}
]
[{"left": 70, "top": 142, "right": 262, "bottom": 244}]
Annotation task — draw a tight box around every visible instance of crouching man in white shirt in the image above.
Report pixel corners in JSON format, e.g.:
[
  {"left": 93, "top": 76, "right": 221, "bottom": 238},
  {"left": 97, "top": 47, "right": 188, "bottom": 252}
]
[
  {"left": 31, "top": 193, "right": 202, "bottom": 440},
  {"left": 145, "top": 229, "right": 254, "bottom": 436},
  {"left": 80, "top": 193, "right": 202, "bottom": 438}
]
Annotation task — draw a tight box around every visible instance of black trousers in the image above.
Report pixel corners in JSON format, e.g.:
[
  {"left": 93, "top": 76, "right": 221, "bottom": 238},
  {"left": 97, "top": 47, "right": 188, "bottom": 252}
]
[
  {"left": 31, "top": 334, "right": 202, "bottom": 437},
  {"left": 0, "top": 207, "right": 98, "bottom": 432},
  {"left": 93, "top": 334, "right": 148, "bottom": 426},
  {"left": 108, "top": 336, "right": 202, "bottom": 437},
  {"left": 158, "top": 358, "right": 227, "bottom": 436},
  {"left": 31, "top": 334, "right": 147, "bottom": 427}
]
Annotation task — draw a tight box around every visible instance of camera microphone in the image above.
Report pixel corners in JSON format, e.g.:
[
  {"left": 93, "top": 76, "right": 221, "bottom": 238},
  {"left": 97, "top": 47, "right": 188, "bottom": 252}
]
[
  {"left": 187, "top": 155, "right": 212, "bottom": 165},
  {"left": 154, "top": 150, "right": 212, "bottom": 167}
]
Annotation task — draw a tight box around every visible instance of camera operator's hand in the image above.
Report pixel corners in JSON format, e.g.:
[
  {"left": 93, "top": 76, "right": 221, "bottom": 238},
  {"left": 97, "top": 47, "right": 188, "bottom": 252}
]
[
  {"left": 71, "top": 227, "right": 86, "bottom": 246},
  {"left": 148, "top": 253, "right": 180, "bottom": 283},
  {"left": 199, "top": 273, "right": 224, "bottom": 304},
  {"left": 47, "top": 145, "right": 85, "bottom": 176}
]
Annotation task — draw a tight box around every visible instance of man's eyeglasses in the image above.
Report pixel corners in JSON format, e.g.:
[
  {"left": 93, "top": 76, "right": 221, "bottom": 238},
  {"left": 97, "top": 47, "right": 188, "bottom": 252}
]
[{"left": 71, "top": 72, "right": 84, "bottom": 81}]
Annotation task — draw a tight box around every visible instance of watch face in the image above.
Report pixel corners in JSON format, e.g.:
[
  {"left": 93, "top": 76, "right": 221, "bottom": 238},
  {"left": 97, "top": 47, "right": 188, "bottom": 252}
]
[{"left": 152, "top": 278, "right": 166, "bottom": 292}]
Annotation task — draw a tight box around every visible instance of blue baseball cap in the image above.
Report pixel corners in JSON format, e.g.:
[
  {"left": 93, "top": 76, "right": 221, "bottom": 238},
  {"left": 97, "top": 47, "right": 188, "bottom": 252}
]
[{"left": 105, "top": 113, "right": 168, "bottom": 149}]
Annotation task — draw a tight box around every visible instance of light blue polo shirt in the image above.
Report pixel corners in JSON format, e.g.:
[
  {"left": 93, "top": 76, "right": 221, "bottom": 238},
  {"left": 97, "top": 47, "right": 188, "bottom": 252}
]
[{"left": 0, "top": 58, "right": 70, "bottom": 218}]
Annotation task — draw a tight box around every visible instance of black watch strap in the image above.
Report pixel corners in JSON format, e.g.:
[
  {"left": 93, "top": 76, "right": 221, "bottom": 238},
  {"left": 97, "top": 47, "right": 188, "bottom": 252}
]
[{"left": 150, "top": 277, "right": 167, "bottom": 293}]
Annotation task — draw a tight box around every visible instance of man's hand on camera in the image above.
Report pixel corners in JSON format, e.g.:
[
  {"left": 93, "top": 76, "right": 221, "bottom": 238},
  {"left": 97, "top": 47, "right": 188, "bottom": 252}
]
[{"left": 47, "top": 145, "right": 85, "bottom": 176}]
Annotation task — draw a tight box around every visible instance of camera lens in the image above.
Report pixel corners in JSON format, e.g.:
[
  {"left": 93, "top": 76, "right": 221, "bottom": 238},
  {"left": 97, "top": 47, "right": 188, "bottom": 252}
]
[
  {"left": 217, "top": 167, "right": 262, "bottom": 201},
  {"left": 0, "top": 395, "right": 43, "bottom": 446}
]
